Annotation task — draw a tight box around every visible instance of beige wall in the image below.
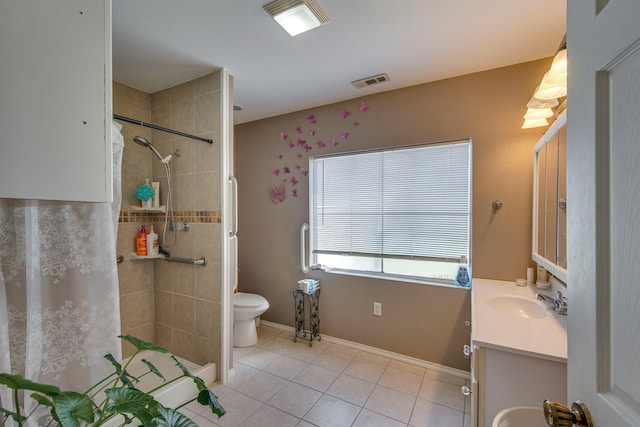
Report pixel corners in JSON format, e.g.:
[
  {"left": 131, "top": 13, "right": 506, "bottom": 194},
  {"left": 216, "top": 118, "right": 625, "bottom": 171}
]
[
  {"left": 114, "top": 72, "right": 223, "bottom": 374},
  {"left": 234, "top": 59, "right": 552, "bottom": 371}
]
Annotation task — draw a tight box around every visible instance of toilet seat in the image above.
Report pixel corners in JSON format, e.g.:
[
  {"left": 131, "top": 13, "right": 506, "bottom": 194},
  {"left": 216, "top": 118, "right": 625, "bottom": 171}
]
[{"left": 234, "top": 292, "right": 268, "bottom": 308}]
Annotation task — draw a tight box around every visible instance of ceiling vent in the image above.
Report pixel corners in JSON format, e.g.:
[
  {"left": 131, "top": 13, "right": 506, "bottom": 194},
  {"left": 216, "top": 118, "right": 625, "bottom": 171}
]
[{"left": 351, "top": 73, "right": 390, "bottom": 89}]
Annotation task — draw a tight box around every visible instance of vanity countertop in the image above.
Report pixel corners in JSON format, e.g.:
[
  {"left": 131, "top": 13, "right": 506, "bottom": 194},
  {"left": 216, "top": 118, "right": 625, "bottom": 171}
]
[{"left": 471, "top": 278, "right": 567, "bottom": 363}]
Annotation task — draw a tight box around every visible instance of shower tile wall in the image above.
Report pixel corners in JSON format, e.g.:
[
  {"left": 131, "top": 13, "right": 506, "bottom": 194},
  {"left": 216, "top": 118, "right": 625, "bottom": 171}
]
[{"left": 113, "top": 72, "right": 223, "bottom": 373}]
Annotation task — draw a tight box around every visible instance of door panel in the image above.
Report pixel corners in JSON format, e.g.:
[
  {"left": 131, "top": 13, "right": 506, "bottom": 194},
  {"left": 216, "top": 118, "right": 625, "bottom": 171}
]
[{"left": 568, "top": 0, "right": 640, "bottom": 425}]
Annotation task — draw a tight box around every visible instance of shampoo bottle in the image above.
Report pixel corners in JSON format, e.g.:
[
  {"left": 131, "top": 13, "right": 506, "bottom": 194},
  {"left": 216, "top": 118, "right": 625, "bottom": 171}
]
[
  {"left": 146, "top": 225, "right": 159, "bottom": 256},
  {"left": 136, "top": 225, "right": 148, "bottom": 256}
]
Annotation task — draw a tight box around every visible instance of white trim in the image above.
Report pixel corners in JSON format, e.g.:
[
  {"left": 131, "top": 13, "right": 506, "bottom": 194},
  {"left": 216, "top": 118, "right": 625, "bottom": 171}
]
[{"left": 260, "top": 320, "right": 470, "bottom": 380}]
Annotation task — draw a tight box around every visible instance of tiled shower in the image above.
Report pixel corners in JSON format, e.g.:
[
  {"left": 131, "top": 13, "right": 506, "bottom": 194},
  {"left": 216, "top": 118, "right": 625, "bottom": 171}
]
[{"left": 113, "top": 71, "right": 224, "bottom": 375}]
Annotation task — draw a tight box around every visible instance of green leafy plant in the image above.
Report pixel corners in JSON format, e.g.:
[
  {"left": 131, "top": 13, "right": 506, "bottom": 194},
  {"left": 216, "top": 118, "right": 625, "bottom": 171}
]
[{"left": 0, "top": 335, "right": 225, "bottom": 426}]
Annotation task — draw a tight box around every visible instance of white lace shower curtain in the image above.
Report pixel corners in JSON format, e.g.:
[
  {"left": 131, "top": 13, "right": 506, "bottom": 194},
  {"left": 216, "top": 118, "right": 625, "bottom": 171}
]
[{"left": 0, "top": 122, "right": 124, "bottom": 421}]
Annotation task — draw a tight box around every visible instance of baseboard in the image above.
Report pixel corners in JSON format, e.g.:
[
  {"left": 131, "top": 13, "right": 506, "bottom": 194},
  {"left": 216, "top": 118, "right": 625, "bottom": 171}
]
[{"left": 260, "top": 320, "right": 470, "bottom": 380}]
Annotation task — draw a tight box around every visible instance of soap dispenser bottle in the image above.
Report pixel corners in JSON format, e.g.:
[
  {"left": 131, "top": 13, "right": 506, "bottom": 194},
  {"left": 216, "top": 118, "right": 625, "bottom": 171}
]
[{"left": 456, "top": 255, "right": 470, "bottom": 287}]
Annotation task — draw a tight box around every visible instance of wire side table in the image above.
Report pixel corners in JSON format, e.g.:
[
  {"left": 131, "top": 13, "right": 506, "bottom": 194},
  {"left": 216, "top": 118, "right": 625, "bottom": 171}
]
[{"left": 293, "top": 288, "right": 321, "bottom": 347}]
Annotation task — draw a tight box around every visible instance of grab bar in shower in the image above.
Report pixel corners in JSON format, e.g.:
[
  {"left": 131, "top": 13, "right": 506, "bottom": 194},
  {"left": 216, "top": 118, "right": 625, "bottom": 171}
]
[
  {"left": 301, "top": 223, "right": 309, "bottom": 273},
  {"left": 164, "top": 256, "right": 207, "bottom": 266}
]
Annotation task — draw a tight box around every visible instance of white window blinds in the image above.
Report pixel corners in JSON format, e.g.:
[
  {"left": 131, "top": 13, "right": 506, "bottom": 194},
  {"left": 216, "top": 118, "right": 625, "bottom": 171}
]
[{"left": 310, "top": 140, "right": 471, "bottom": 265}]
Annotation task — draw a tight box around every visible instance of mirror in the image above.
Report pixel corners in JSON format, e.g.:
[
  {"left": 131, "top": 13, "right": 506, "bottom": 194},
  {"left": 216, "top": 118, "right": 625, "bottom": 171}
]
[{"left": 533, "top": 110, "right": 567, "bottom": 283}]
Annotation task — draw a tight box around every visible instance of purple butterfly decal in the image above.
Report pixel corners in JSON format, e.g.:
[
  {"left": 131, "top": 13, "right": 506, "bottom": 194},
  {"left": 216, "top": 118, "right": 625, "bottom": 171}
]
[
  {"left": 332, "top": 139, "right": 339, "bottom": 147},
  {"left": 341, "top": 131, "right": 350, "bottom": 139},
  {"left": 272, "top": 168, "right": 280, "bottom": 176},
  {"left": 353, "top": 121, "right": 360, "bottom": 127},
  {"left": 296, "top": 126, "right": 303, "bottom": 134},
  {"left": 310, "top": 130, "right": 316, "bottom": 136},
  {"left": 283, "top": 166, "right": 291, "bottom": 174},
  {"left": 280, "top": 132, "right": 288, "bottom": 141},
  {"left": 339, "top": 108, "right": 351, "bottom": 119},
  {"left": 359, "top": 102, "right": 369, "bottom": 112},
  {"left": 317, "top": 140, "right": 326, "bottom": 148},
  {"left": 297, "top": 138, "right": 306, "bottom": 147},
  {"left": 277, "top": 153, "right": 283, "bottom": 160},
  {"left": 295, "top": 164, "right": 301, "bottom": 170},
  {"left": 297, "top": 153, "right": 303, "bottom": 159},
  {"left": 287, "top": 140, "right": 295, "bottom": 148},
  {"left": 300, "top": 168, "right": 308, "bottom": 177},
  {"left": 290, "top": 176, "right": 298, "bottom": 186},
  {"left": 308, "top": 115, "right": 317, "bottom": 124},
  {"left": 292, "top": 189, "right": 298, "bottom": 198},
  {"left": 270, "top": 184, "right": 285, "bottom": 203},
  {"left": 303, "top": 144, "right": 313, "bottom": 152}
]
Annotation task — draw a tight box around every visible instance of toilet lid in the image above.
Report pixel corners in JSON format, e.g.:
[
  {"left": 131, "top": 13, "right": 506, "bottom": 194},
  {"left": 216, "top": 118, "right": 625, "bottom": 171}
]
[{"left": 234, "top": 292, "right": 268, "bottom": 308}]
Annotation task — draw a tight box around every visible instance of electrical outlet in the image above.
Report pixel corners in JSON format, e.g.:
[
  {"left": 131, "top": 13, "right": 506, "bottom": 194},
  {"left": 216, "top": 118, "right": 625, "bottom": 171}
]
[{"left": 373, "top": 302, "right": 382, "bottom": 316}]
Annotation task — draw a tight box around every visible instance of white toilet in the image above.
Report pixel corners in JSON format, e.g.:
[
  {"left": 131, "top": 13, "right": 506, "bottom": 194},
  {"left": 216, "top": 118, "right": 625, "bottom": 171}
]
[{"left": 233, "top": 292, "right": 269, "bottom": 347}]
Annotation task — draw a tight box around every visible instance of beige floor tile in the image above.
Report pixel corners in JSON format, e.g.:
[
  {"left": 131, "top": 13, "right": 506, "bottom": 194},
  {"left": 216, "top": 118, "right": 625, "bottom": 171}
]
[
  {"left": 303, "top": 394, "right": 361, "bottom": 427},
  {"left": 388, "top": 359, "right": 426, "bottom": 375},
  {"left": 409, "top": 398, "right": 464, "bottom": 427},
  {"left": 344, "top": 358, "right": 387, "bottom": 383},
  {"left": 326, "top": 373, "right": 375, "bottom": 406},
  {"left": 312, "top": 348, "right": 356, "bottom": 372},
  {"left": 418, "top": 377, "right": 465, "bottom": 411},
  {"left": 225, "top": 362, "right": 260, "bottom": 389},
  {"left": 286, "top": 339, "right": 330, "bottom": 362},
  {"left": 353, "top": 409, "right": 408, "bottom": 427},
  {"left": 267, "top": 382, "right": 322, "bottom": 418},
  {"left": 235, "top": 371, "right": 289, "bottom": 402},
  {"left": 263, "top": 354, "right": 309, "bottom": 380},
  {"left": 236, "top": 347, "right": 281, "bottom": 370},
  {"left": 378, "top": 366, "right": 424, "bottom": 396},
  {"left": 364, "top": 385, "right": 416, "bottom": 424},
  {"left": 355, "top": 350, "right": 391, "bottom": 366},
  {"left": 424, "top": 368, "right": 467, "bottom": 386},
  {"left": 213, "top": 390, "right": 262, "bottom": 427},
  {"left": 292, "top": 363, "right": 340, "bottom": 392},
  {"left": 239, "top": 403, "right": 300, "bottom": 427}
]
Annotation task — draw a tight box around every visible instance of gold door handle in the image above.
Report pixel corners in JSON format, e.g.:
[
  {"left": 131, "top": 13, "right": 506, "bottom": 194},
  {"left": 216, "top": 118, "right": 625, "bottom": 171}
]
[{"left": 543, "top": 400, "right": 593, "bottom": 427}]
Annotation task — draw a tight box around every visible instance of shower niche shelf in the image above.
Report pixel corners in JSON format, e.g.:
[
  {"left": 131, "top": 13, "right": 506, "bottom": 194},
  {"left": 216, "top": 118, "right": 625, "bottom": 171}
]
[
  {"left": 129, "top": 253, "right": 165, "bottom": 261},
  {"left": 130, "top": 205, "right": 166, "bottom": 213}
]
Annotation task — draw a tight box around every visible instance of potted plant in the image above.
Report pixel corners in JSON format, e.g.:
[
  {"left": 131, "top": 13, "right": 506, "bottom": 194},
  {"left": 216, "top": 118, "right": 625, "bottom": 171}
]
[{"left": 0, "top": 335, "right": 225, "bottom": 426}]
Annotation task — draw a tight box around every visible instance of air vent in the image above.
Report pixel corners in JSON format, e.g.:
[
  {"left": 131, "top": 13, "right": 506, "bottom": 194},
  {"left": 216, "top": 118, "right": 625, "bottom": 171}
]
[{"left": 351, "top": 73, "right": 390, "bottom": 89}]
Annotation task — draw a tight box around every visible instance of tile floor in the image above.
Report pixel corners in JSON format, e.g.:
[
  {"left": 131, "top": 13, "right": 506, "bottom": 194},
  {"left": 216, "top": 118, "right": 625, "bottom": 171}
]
[{"left": 181, "top": 325, "right": 472, "bottom": 427}]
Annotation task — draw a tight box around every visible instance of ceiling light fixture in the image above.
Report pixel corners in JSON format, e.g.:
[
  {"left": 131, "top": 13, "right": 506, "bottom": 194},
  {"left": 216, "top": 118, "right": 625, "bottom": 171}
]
[
  {"left": 521, "top": 36, "right": 567, "bottom": 129},
  {"left": 263, "top": 0, "right": 329, "bottom": 36}
]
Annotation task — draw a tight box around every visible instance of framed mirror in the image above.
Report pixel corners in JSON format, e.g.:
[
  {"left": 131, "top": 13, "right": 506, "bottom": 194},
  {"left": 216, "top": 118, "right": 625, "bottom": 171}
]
[{"left": 532, "top": 109, "right": 567, "bottom": 283}]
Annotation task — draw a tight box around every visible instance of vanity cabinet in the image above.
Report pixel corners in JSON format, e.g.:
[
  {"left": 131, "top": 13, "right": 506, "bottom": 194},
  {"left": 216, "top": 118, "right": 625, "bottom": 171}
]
[
  {"left": 471, "top": 344, "right": 566, "bottom": 427},
  {"left": 470, "top": 278, "right": 567, "bottom": 427},
  {"left": 0, "top": 0, "right": 112, "bottom": 202},
  {"left": 533, "top": 110, "right": 567, "bottom": 282}
]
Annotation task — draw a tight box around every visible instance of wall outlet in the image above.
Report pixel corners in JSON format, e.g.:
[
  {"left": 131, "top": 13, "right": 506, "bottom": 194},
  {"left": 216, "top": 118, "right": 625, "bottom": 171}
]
[{"left": 373, "top": 302, "right": 382, "bottom": 316}]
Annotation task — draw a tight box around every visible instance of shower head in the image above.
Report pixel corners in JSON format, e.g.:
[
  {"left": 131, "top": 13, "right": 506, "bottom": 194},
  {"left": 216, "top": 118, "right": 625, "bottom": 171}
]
[{"left": 133, "top": 136, "right": 164, "bottom": 162}]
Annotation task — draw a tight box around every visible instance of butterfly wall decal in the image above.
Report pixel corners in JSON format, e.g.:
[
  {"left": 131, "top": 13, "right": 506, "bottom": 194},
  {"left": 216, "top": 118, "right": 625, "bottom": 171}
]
[{"left": 270, "top": 184, "right": 285, "bottom": 203}]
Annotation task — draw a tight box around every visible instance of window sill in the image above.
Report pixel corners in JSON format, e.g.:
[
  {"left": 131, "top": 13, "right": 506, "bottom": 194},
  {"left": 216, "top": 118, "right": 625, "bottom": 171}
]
[{"left": 320, "top": 268, "right": 471, "bottom": 290}]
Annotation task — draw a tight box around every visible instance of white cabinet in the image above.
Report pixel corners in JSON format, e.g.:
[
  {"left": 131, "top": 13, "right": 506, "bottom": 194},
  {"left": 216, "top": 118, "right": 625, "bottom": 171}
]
[
  {"left": 470, "top": 279, "right": 567, "bottom": 427},
  {"left": 472, "top": 345, "right": 566, "bottom": 427},
  {"left": 0, "top": 0, "right": 112, "bottom": 202},
  {"left": 532, "top": 111, "right": 567, "bottom": 282}
]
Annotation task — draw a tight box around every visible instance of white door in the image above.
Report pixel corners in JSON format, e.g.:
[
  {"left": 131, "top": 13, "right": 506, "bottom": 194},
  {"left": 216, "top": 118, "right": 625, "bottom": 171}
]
[{"left": 567, "top": 0, "right": 640, "bottom": 425}]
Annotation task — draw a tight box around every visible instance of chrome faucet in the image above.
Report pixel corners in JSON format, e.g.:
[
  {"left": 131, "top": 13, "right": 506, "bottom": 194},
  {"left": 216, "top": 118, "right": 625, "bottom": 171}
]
[{"left": 536, "top": 291, "right": 567, "bottom": 315}]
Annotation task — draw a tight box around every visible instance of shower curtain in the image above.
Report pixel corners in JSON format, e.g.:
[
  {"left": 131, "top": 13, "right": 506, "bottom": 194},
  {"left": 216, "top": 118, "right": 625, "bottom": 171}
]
[{"left": 0, "top": 122, "right": 124, "bottom": 423}]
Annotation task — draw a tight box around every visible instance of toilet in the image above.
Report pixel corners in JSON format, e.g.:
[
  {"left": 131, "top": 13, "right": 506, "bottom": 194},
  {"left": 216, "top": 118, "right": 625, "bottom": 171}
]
[{"left": 233, "top": 292, "right": 270, "bottom": 347}]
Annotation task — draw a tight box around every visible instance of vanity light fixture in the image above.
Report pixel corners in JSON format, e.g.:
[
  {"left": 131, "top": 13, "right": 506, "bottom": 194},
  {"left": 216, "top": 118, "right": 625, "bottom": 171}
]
[
  {"left": 264, "top": 0, "right": 329, "bottom": 36},
  {"left": 521, "top": 36, "right": 567, "bottom": 129}
]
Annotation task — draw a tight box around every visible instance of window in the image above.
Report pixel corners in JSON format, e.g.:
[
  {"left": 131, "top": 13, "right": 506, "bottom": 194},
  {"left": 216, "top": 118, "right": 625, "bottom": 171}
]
[{"left": 309, "top": 139, "right": 471, "bottom": 286}]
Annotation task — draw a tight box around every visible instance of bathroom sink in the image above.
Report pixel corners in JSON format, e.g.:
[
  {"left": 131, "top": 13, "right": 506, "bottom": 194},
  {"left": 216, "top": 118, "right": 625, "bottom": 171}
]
[{"left": 487, "top": 296, "right": 547, "bottom": 319}]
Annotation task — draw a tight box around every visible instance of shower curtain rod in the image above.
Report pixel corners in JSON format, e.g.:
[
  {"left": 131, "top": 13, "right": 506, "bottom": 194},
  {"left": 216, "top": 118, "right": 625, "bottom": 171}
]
[{"left": 113, "top": 114, "right": 213, "bottom": 145}]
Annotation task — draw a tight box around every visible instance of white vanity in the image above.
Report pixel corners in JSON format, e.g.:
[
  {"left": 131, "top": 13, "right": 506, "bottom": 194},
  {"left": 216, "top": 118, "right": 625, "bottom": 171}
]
[{"left": 469, "top": 278, "right": 567, "bottom": 427}]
